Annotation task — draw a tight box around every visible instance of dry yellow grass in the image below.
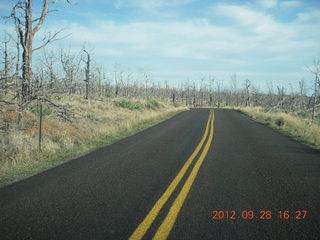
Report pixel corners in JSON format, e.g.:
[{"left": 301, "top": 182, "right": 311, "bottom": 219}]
[
  {"left": 234, "top": 106, "right": 320, "bottom": 149},
  {"left": 0, "top": 96, "right": 187, "bottom": 179}
]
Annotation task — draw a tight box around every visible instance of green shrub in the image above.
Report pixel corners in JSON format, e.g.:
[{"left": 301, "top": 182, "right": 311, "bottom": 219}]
[
  {"left": 315, "top": 115, "right": 320, "bottom": 125},
  {"left": 297, "top": 111, "right": 310, "bottom": 119},
  {"left": 173, "top": 103, "right": 180, "bottom": 107},
  {"left": 84, "top": 112, "right": 100, "bottom": 121},
  {"left": 27, "top": 104, "right": 53, "bottom": 116},
  {"left": 275, "top": 117, "right": 285, "bottom": 126},
  {"left": 114, "top": 99, "right": 144, "bottom": 111},
  {"left": 53, "top": 95, "right": 63, "bottom": 101},
  {"left": 104, "top": 92, "right": 114, "bottom": 98},
  {"left": 145, "top": 100, "right": 163, "bottom": 110}
]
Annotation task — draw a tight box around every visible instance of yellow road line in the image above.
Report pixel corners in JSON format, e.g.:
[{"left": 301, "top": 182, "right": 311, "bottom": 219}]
[
  {"left": 153, "top": 110, "right": 215, "bottom": 240},
  {"left": 129, "top": 110, "right": 213, "bottom": 240}
]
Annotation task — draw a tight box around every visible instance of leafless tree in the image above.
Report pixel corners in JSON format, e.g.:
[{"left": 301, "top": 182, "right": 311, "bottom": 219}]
[
  {"left": 307, "top": 58, "right": 320, "bottom": 121},
  {"left": 83, "top": 49, "right": 91, "bottom": 100},
  {"left": 230, "top": 73, "right": 238, "bottom": 106},
  {"left": 298, "top": 79, "right": 307, "bottom": 110},
  {"left": 95, "top": 65, "right": 105, "bottom": 96},
  {"left": 209, "top": 76, "right": 215, "bottom": 107},
  {"left": 42, "top": 50, "right": 58, "bottom": 90},
  {"left": 277, "top": 85, "right": 285, "bottom": 109},
  {"left": 244, "top": 79, "right": 251, "bottom": 107},
  {"left": 216, "top": 80, "right": 222, "bottom": 108},
  {"left": 113, "top": 64, "right": 119, "bottom": 97},
  {"left": 60, "top": 48, "right": 81, "bottom": 96},
  {"left": 144, "top": 71, "right": 150, "bottom": 99},
  {"left": 0, "top": 34, "right": 18, "bottom": 97},
  {"left": 8, "top": 0, "right": 67, "bottom": 103},
  {"left": 0, "top": 37, "right": 10, "bottom": 93}
]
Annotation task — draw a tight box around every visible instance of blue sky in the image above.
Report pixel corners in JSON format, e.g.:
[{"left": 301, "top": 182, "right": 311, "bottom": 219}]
[{"left": 1, "top": 0, "right": 320, "bottom": 92}]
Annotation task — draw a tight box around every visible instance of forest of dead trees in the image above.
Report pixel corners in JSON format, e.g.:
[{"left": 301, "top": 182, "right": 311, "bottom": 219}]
[{"left": 0, "top": 0, "right": 320, "bottom": 121}]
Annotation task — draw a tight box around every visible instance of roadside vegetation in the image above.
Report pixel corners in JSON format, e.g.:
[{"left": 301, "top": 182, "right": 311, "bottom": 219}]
[
  {"left": 0, "top": 95, "right": 186, "bottom": 185},
  {"left": 234, "top": 107, "right": 320, "bottom": 149}
]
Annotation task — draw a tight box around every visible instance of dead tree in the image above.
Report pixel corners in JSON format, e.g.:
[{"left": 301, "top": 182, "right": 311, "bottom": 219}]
[
  {"left": 200, "top": 77, "right": 204, "bottom": 106},
  {"left": 10, "top": 33, "right": 21, "bottom": 98},
  {"left": 298, "top": 80, "right": 307, "bottom": 110},
  {"left": 308, "top": 58, "right": 320, "bottom": 121},
  {"left": 122, "top": 70, "right": 133, "bottom": 98},
  {"left": 96, "top": 65, "right": 104, "bottom": 96},
  {"left": 42, "top": 50, "right": 57, "bottom": 90},
  {"left": 230, "top": 73, "right": 238, "bottom": 106},
  {"left": 118, "top": 68, "right": 124, "bottom": 97},
  {"left": 113, "top": 64, "right": 119, "bottom": 97},
  {"left": 60, "top": 49, "right": 81, "bottom": 95},
  {"left": 0, "top": 33, "right": 22, "bottom": 98},
  {"left": 0, "top": 34, "right": 17, "bottom": 96},
  {"left": 0, "top": 38, "right": 10, "bottom": 93},
  {"left": 83, "top": 49, "right": 91, "bottom": 100},
  {"left": 144, "top": 71, "right": 150, "bottom": 99},
  {"left": 172, "top": 89, "right": 176, "bottom": 104},
  {"left": 244, "top": 79, "right": 251, "bottom": 107},
  {"left": 193, "top": 82, "right": 196, "bottom": 107},
  {"left": 209, "top": 76, "right": 215, "bottom": 107},
  {"left": 216, "top": 80, "right": 222, "bottom": 108},
  {"left": 8, "top": 0, "right": 65, "bottom": 103},
  {"left": 277, "top": 86, "right": 285, "bottom": 109}
]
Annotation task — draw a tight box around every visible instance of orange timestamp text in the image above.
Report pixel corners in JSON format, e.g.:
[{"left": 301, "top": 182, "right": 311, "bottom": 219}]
[{"left": 211, "top": 210, "right": 307, "bottom": 220}]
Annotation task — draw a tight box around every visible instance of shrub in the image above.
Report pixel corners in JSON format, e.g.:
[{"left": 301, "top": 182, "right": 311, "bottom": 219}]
[
  {"left": 114, "top": 99, "right": 144, "bottom": 111},
  {"left": 27, "top": 104, "right": 53, "bottom": 116},
  {"left": 275, "top": 117, "right": 285, "bottom": 126},
  {"left": 297, "top": 111, "right": 310, "bottom": 119},
  {"left": 238, "top": 106, "right": 320, "bottom": 148},
  {"left": 145, "top": 100, "right": 163, "bottom": 110},
  {"left": 84, "top": 112, "right": 100, "bottom": 121}
]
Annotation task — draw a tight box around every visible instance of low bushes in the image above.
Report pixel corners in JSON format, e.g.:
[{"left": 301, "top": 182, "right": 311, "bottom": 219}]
[
  {"left": 114, "top": 99, "right": 144, "bottom": 111},
  {"left": 237, "top": 107, "right": 320, "bottom": 148}
]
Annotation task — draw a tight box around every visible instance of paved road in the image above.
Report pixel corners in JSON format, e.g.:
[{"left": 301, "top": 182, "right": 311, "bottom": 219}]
[{"left": 0, "top": 109, "right": 319, "bottom": 240}]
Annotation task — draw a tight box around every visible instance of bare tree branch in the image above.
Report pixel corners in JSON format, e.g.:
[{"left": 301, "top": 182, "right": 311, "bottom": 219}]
[
  {"left": 32, "top": 0, "right": 49, "bottom": 34},
  {"left": 32, "top": 29, "right": 68, "bottom": 52}
]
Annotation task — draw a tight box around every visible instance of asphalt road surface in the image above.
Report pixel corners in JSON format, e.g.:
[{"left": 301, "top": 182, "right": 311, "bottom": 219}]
[{"left": 0, "top": 109, "right": 319, "bottom": 240}]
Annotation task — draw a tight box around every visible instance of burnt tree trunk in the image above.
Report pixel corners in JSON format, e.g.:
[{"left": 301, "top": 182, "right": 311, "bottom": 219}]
[{"left": 83, "top": 50, "right": 90, "bottom": 100}]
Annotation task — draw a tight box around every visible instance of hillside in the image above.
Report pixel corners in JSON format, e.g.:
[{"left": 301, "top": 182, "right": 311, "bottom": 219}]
[{"left": 0, "top": 95, "right": 186, "bottom": 185}]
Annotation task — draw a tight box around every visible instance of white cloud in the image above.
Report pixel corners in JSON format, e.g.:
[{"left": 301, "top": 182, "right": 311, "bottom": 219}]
[
  {"left": 43, "top": 6, "right": 318, "bottom": 65},
  {"left": 280, "top": 1, "right": 302, "bottom": 8},
  {"left": 297, "top": 9, "right": 320, "bottom": 23},
  {"left": 212, "top": 4, "right": 294, "bottom": 39},
  {"left": 44, "top": 18, "right": 247, "bottom": 65},
  {"left": 2, "top": 1, "right": 318, "bottom": 86},
  {"left": 214, "top": 4, "right": 273, "bottom": 26},
  {"left": 258, "top": 0, "right": 278, "bottom": 9},
  {"left": 114, "top": 0, "right": 194, "bottom": 11}
]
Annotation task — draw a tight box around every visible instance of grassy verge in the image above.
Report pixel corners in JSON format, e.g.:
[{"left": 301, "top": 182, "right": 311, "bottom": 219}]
[
  {"left": 231, "top": 106, "right": 320, "bottom": 149},
  {"left": 0, "top": 96, "right": 187, "bottom": 187}
]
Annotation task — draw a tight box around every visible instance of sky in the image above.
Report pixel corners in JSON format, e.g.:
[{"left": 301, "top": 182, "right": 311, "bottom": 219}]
[{"left": 0, "top": 0, "right": 320, "bottom": 92}]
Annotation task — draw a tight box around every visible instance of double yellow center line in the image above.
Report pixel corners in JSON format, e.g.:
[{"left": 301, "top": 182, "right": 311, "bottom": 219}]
[{"left": 130, "top": 109, "right": 215, "bottom": 240}]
